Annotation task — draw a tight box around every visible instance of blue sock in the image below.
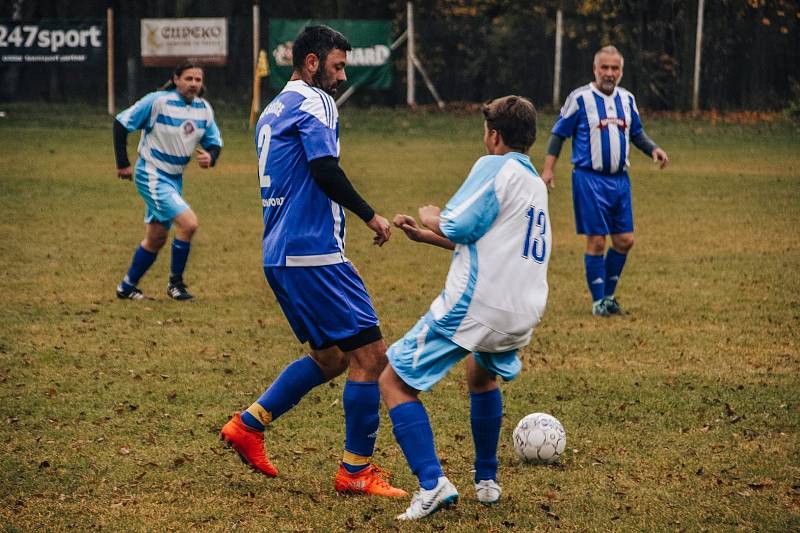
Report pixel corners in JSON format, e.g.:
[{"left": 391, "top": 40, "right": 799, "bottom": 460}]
[
  {"left": 604, "top": 248, "right": 627, "bottom": 297},
  {"left": 169, "top": 238, "right": 191, "bottom": 283},
  {"left": 121, "top": 245, "right": 158, "bottom": 289},
  {"left": 584, "top": 253, "right": 606, "bottom": 302},
  {"left": 342, "top": 381, "right": 380, "bottom": 473},
  {"left": 241, "top": 355, "right": 325, "bottom": 431},
  {"left": 389, "top": 401, "right": 443, "bottom": 490},
  {"left": 471, "top": 388, "right": 502, "bottom": 483}
]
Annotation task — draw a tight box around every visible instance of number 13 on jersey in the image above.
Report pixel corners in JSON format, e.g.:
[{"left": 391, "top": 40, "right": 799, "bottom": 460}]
[{"left": 522, "top": 205, "right": 547, "bottom": 263}]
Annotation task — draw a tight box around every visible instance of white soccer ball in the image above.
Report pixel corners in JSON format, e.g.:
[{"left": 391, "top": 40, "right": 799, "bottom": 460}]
[{"left": 512, "top": 412, "right": 567, "bottom": 464}]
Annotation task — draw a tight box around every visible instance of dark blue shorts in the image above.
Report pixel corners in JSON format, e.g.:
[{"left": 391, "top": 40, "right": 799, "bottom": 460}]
[
  {"left": 572, "top": 167, "right": 634, "bottom": 236},
  {"left": 264, "top": 262, "right": 380, "bottom": 350}
]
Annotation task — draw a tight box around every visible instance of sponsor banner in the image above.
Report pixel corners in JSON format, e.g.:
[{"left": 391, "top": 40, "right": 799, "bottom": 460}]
[
  {"left": 0, "top": 19, "right": 105, "bottom": 65},
  {"left": 141, "top": 18, "right": 227, "bottom": 67},
  {"left": 269, "top": 19, "right": 392, "bottom": 90}
]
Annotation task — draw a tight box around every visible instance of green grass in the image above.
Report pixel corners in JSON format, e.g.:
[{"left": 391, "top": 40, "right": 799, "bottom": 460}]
[{"left": 0, "top": 103, "right": 798, "bottom": 531}]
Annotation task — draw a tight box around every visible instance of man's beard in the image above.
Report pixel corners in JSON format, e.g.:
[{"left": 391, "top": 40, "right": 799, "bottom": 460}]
[{"left": 313, "top": 68, "right": 339, "bottom": 96}]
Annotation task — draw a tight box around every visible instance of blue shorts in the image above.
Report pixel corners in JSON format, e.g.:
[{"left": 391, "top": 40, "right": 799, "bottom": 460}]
[
  {"left": 572, "top": 167, "right": 633, "bottom": 236},
  {"left": 387, "top": 315, "right": 522, "bottom": 392},
  {"left": 264, "top": 262, "right": 380, "bottom": 350},
  {"left": 134, "top": 159, "right": 191, "bottom": 229}
]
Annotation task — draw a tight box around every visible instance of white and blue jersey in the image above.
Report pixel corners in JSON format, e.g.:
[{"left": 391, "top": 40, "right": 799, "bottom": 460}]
[
  {"left": 116, "top": 90, "right": 222, "bottom": 178},
  {"left": 255, "top": 80, "right": 346, "bottom": 268},
  {"left": 427, "top": 152, "right": 551, "bottom": 353},
  {"left": 553, "top": 83, "right": 643, "bottom": 175}
]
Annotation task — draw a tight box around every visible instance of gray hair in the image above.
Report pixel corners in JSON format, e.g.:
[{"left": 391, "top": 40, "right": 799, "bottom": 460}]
[{"left": 594, "top": 45, "right": 624, "bottom": 68}]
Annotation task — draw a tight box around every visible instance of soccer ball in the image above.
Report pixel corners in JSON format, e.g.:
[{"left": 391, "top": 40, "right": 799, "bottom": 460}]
[{"left": 512, "top": 412, "right": 566, "bottom": 464}]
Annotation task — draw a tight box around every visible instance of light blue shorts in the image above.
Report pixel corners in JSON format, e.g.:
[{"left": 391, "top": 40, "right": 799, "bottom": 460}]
[
  {"left": 387, "top": 315, "right": 522, "bottom": 392},
  {"left": 134, "top": 159, "right": 191, "bottom": 229}
]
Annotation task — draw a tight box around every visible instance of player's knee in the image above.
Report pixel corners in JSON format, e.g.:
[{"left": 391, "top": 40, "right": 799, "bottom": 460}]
[
  {"left": 614, "top": 235, "right": 634, "bottom": 252},
  {"left": 586, "top": 237, "right": 606, "bottom": 255},
  {"left": 144, "top": 234, "right": 168, "bottom": 250},
  {"left": 310, "top": 351, "right": 348, "bottom": 381}
]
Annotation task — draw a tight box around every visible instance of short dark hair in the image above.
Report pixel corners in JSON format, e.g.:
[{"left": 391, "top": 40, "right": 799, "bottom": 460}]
[
  {"left": 292, "top": 25, "right": 351, "bottom": 71},
  {"left": 160, "top": 59, "right": 205, "bottom": 96},
  {"left": 482, "top": 95, "right": 537, "bottom": 152}
]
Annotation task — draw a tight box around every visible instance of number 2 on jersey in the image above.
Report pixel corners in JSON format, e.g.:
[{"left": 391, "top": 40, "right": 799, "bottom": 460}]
[
  {"left": 257, "top": 123, "right": 271, "bottom": 188},
  {"left": 522, "top": 206, "right": 547, "bottom": 263}
]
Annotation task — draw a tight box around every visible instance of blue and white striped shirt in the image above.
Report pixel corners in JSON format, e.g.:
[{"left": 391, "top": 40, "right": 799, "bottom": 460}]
[
  {"left": 116, "top": 90, "right": 222, "bottom": 177},
  {"left": 553, "top": 83, "right": 643, "bottom": 175}
]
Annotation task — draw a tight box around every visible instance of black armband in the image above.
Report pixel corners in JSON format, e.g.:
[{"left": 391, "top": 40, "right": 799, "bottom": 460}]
[
  {"left": 206, "top": 144, "right": 221, "bottom": 167},
  {"left": 546, "top": 134, "right": 566, "bottom": 157},
  {"left": 631, "top": 131, "right": 658, "bottom": 157},
  {"left": 309, "top": 156, "right": 375, "bottom": 222},
  {"left": 113, "top": 119, "right": 131, "bottom": 169}
]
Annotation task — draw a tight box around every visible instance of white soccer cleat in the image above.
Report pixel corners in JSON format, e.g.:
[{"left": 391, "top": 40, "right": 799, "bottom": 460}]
[
  {"left": 396, "top": 476, "right": 459, "bottom": 520},
  {"left": 474, "top": 479, "right": 501, "bottom": 504}
]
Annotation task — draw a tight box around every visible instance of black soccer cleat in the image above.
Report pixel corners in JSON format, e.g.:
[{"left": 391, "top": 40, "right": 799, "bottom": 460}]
[
  {"left": 603, "top": 295, "right": 623, "bottom": 315},
  {"left": 116, "top": 284, "right": 147, "bottom": 300},
  {"left": 167, "top": 281, "right": 194, "bottom": 301}
]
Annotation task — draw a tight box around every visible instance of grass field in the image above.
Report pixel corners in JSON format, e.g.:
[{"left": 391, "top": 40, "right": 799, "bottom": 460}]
[{"left": 0, "top": 102, "right": 798, "bottom": 532}]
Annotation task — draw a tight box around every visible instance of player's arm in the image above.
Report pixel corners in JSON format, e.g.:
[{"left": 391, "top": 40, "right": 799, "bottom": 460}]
[
  {"left": 541, "top": 134, "right": 566, "bottom": 189},
  {"left": 631, "top": 131, "right": 668, "bottom": 169},
  {"left": 197, "top": 115, "right": 223, "bottom": 168},
  {"left": 113, "top": 119, "right": 133, "bottom": 180},
  {"left": 309, "top": 156, "right": 390, "bottom": 246},
  {"left": 392, "top": 213, "right": 455, "bottom": 250}
]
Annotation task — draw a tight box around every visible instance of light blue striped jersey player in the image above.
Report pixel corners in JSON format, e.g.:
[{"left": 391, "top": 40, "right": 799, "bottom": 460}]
[
  {"left": 426, "top": 151, "right": 551, "bottom": 353},
  {"left": 255, "top": 80, "right": 345, "bottom": 267},
  {"left": 552, "top": 83, "right": 643, "bottom": 175},
  {"left": 115, "top": 89, "right": 222, "bottom": 177}
]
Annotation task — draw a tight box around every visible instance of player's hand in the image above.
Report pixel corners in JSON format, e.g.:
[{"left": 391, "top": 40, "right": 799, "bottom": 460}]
[
  {"left": 541, "top": 169, "right": 555, "bottom": 190},
  {"left": 196, "top": 147, "right": 212, "bottom": 168},
  {"left": 366, "top": 214, "right": 391, "bottom": 247},
  {"left": 418, "top": 205, "right": 441, "bottom": 229},
  {"left": 393, "top": 213, "right": 425, "bottom": 242},
  {"left": 652, "top": 148, "right": 669, "bottom": 169},
  {"left": 117, "top": 166, "right": 133, "bottom": 180}
]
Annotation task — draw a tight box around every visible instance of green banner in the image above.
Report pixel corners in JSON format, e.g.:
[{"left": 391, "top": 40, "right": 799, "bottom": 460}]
[{"left": 268, "top": 19, "right": 392, "bottom": 90}]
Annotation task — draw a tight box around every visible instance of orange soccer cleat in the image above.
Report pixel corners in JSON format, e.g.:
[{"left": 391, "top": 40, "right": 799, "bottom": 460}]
[
  {"left": 334, "top": 463, "right": 408, "bottom": 498},
  {"left": 220, "top": 413, "right": 278, "bottom": 477}
]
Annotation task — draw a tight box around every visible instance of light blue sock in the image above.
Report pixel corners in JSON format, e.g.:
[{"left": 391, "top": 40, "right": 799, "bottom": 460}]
[
  {"left": 604, "top": 248, "right": 627, "bottom": 297},
  {"left": 471, "top": 388, "right": 502, "bottom": 482},
  {"left": 121, "top": 245, "right": 157, "bottom": 289},
  {"left": 584, "top": 253, "right": 606, "bottom": 302},
  {"left": 389, "top": 401, "right": 443, "bottom": 490},
  {"left": 342, "top": 381, "right": 380, "bottom": 473},
  {"left": 241, "top": 356, "right": 325, "bottom": 431}
]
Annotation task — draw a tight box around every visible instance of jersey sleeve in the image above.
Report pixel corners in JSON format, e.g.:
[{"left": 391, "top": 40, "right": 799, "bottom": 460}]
[
  {"left": 628, "top": 93, "right": 644, "bottom": 137},
  {"left": 551, "top": 90, "right": 580, "bottom": 138},
  {"left": 201, "top": 104, "right": 223, "bottom": 148},
  {"left": 439, "top": 156, "right": 503, "bottom": 244},
  {"left": 115, "top": 91, "right": 160, "bottom": 132},
  {"left": 296, "top": 94, "right": 339, "bottom": 161}
]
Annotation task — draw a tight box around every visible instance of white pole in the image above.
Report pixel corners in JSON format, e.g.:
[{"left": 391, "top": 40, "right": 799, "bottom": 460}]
[
  {"left": 253, "top": 2, "right": 260, "bottom": 112},
  {"left": 406, "top": 1, "right": 415, "bottom": 107},
  {"left": 107, "top": 7, "right": 114, "bottom": 116},
  {"left": 553, "top": 8, "right": 563, "bottom": 109},
  {"left": 692, "top": 0, "right": 705, "bottom": 113}
]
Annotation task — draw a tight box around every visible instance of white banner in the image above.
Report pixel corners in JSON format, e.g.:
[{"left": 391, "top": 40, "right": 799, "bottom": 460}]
[{"left": 141, "top": 17, "right": 227, "bottom": 66}]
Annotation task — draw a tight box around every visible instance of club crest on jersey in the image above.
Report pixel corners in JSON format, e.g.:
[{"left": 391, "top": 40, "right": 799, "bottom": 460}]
[
  {"left": 599, "top": 117, "right": 626, "bottom": 130},
  {"left": 182, "top": 121, "right": 195, "bottom": 135}
]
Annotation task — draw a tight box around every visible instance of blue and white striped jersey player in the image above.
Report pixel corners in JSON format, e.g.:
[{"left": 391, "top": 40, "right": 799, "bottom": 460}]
[
  {"left": 542, "top": 45, "right": 668, "bottom": 316},
  {"left": 380, "top": 96, "right": 551, "bottom": 520},
  {"left": 220, "top": 25, "right": 406, "bottom": 499},
  {"left": 113, "top": 61, "right": 223, "bottom": 301}
]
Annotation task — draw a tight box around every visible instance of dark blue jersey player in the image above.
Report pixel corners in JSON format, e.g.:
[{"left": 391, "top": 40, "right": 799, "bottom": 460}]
[
  {"left": 220, "top": 25, "right": 406, "bottom": 499},
  {"left": 542, "top": 46, "right": 669, "bottom": 316}
]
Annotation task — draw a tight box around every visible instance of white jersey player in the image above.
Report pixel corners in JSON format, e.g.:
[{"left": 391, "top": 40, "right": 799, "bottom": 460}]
[{"left": 379, "top": 96, "right": 551, "bottom": 520}]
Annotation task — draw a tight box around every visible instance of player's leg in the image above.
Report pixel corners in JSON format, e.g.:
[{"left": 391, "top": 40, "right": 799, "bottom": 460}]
[
  {"left": 166, "top": 187, "right": 197, "bottom": 300},
  {"left": 380, "top": 319, "right": 464, "bottom": 519},
  {"left": 603, "top": 178, "right": 635, "bottom": 314},
  {"left": 116, "top": 222, "right": 168, "bottom": 299},
  {"left": 573, "top": 169, "right": 613, "bottom": 316},
  {"left": 467, "top": 351, "right": 521, "bottom": 505}
]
